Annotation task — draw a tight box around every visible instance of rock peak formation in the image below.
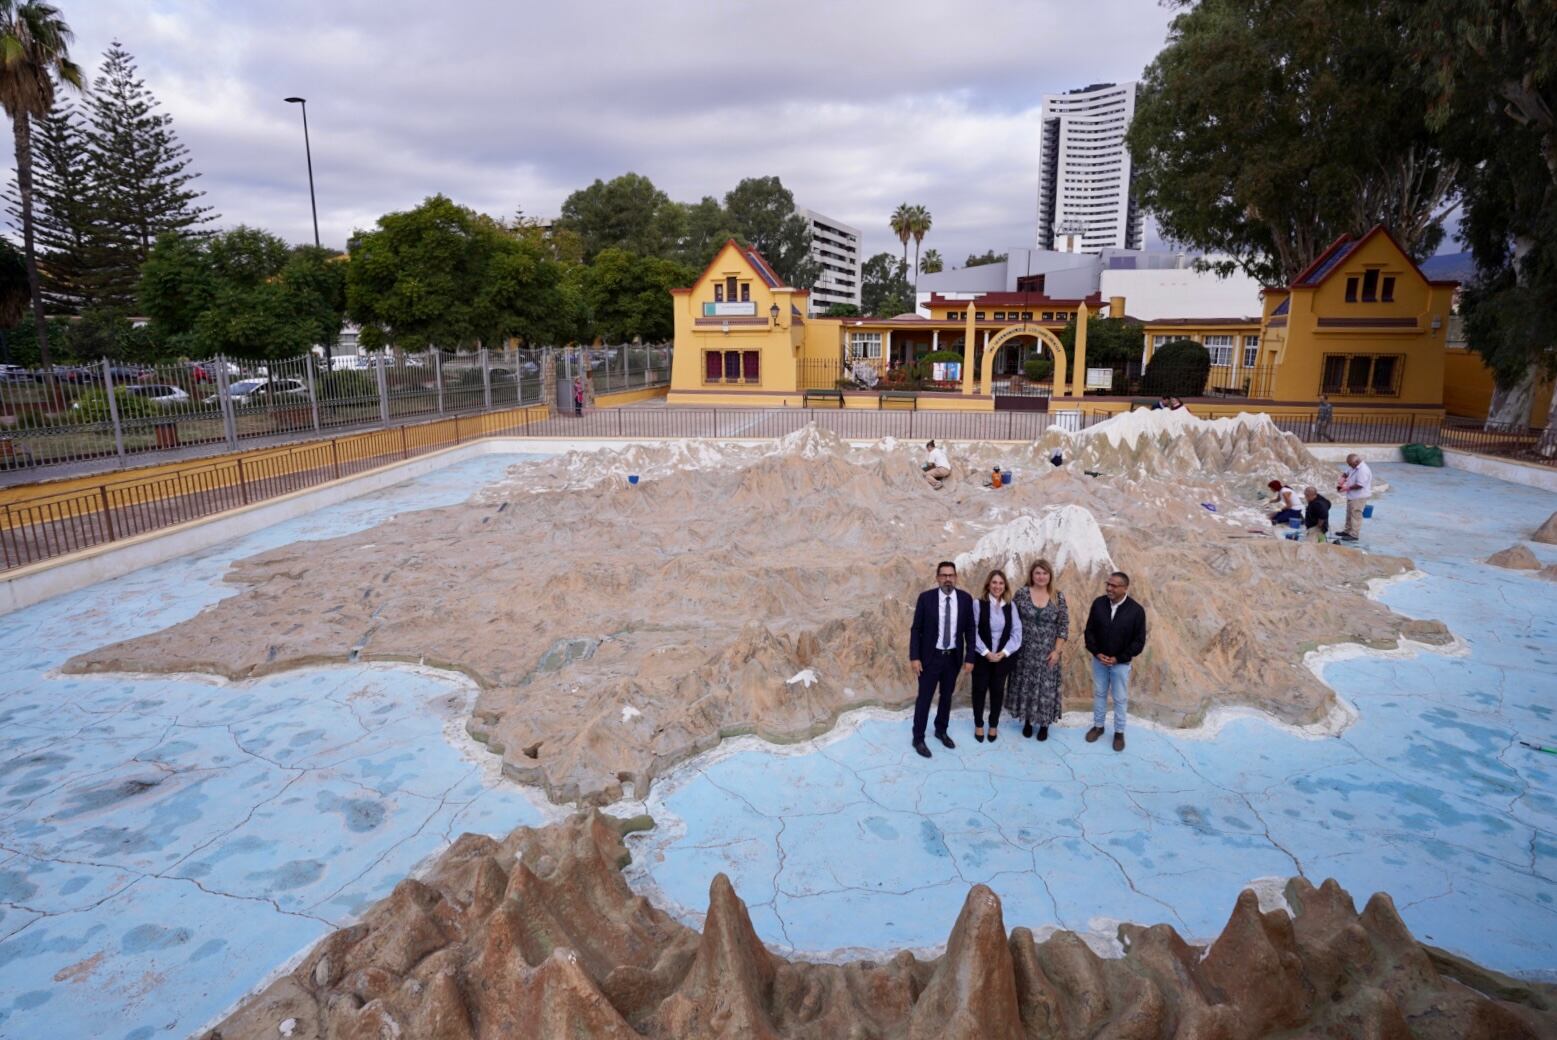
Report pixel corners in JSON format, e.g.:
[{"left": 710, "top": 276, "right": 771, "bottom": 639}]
[
  {"left": 66, "top": 416, "right": 1449, "bottom": 806},
  {"left": 204, "top": 812, "right": 1557, "bottom": 1040}
]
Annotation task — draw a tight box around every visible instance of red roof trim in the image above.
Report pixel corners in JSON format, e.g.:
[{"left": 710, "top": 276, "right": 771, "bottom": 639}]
[
  {"left": 672, "top": 238, "right": 789, "bottom": 294},
  {"left": 1290, "top": 233, "right": 1354, "bottom": 288}
]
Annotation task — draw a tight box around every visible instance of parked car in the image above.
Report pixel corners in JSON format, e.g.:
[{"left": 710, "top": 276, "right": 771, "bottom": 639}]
[
  {"left": 203, "top": 377, "right": 307, "bottom": 405},
  {"left": 0, "top": 364, "right": 36, "bottom": 384},
  {"left": 127, "top": 384, "right": 190, "bottom": 405}
]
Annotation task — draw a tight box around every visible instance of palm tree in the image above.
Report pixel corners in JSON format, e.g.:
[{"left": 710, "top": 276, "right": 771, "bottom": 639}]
[
  {"left": 0, "top": 0, "right": 83, "bottom": 371},
  {"left": 908, "top": 205, "right": 932, "bottom": 296},
  {"left": 889, "top": 203, "right": 912, "bottom": 277},
  {"left": 919, "top": 247, "right": 943, "bottom": 275}
]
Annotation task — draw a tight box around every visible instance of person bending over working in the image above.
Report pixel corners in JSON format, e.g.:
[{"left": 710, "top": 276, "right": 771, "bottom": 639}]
[
  {"left": 1007, "top": 557, "right": 1067, "bottom": 742},
  {"left": 1267, "top": 480, "right": 1304, "bottom": 526},
  {"left": 908, "top": 561, "right": 974, "bottom": 758},
  {"left": 1084, "top": 571, "right": 1147, "bottom": 753},
  {"left": 970, "top": 569, "right": 1022, "bottom": 743},
  {"left": 922, "top": 439, "right": 951, "bottom": 490},
  {"left": 1303, "top": 486, "right": 1330, "bottom": 543},
  {"left": 1336, "top": 454, "right": 1372, "bottom": 542}
]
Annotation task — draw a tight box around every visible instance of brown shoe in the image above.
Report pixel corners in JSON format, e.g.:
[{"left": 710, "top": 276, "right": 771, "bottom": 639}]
[
  {"left": 1085, "top": 726, "right": 1104, "bottom": 743},
  {"left": 1113, "top": 733, "right": 1125, "bottom": 752}
]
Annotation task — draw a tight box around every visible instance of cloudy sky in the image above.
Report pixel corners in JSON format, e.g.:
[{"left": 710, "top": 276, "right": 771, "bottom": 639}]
[{"left": 18, "top": 0, "right": 1180, "bottom": 265}]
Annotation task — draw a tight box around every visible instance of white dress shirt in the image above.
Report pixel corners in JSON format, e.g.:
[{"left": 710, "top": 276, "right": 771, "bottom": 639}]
[
  {"left": 936, "top": 589, "right": 958, "bottom": 650},
  {"left": 1342, "top": 462, "right": 1373, "bottom": 500},
  {"left": 973, "top": 597, "right": 1024, "bottom": 656},
  {"left": 927, "top": 446, "right": 950, "bottom": 470}
]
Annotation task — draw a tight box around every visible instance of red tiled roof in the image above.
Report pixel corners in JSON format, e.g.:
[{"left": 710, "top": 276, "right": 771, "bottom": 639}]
[
  {"left": 673, "top": 238, "right": 788, "bottom": 293},
  {"left": 1144, "top": 316, "right": 1261, "bottom": 326},
  {"left": 927, "top": 291, "right": 1103, "bottom": 308}
]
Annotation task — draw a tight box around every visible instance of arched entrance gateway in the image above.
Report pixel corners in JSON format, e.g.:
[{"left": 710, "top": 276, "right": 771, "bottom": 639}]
[{"left": 982, "top": 323, "right": 1067, "bottom": 411}]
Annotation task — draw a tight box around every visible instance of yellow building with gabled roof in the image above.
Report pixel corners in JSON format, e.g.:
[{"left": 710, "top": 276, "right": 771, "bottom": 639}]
[
  {"left": 1141, "top": 225, "right": 1456, "bottom": 407},
  {"left": 667, "top": 239, "right": 847, "bottom": 406}
]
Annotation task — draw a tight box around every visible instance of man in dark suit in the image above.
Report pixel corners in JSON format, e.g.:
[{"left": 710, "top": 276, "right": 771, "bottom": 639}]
[
  {"left": 1083, "top": 570, "right": 1147, "bottom": 752},
  {"left": 908, "top": 560, "right": 975, "bottom": 758}
]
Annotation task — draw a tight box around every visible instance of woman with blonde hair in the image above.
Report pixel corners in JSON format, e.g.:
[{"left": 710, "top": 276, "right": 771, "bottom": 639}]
[
  {"left": 970, "top": 569, "right": 1022, "bottom": 743},
  {"left": 1007, "top": 557, "right": 1068, "bottom": 741}
]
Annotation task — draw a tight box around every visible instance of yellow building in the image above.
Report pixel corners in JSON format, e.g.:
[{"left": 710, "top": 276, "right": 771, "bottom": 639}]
[
  {"left": 667, "top": 243, "right": 1119, "bottom": 408},
  {"left": 667, "top": 240, "right": 846, "bottom": 407},
  {"left": 1142, "top": 226, "right": 1456, "bottom": 408}
]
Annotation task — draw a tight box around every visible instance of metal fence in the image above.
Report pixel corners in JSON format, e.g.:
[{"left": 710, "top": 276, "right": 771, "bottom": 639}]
[
  {"left": 1438, "top": 419, "right": 1556, "bottom": 465},
  {"left": 0, "top": 405, "right": 549, "bottom": 569},
  {"left": 0, "top": 344, "right": 674, "bottom": 478}
]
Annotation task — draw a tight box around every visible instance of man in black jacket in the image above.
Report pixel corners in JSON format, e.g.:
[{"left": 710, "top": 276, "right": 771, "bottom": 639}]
[
  {"left": 908, "top": 561, "right": 976, "bottom": 758},
  {"left": 1302, "top": 486, "right": 1330, "bottom": 543},
  {"left": 1083, "top": 571, "right": 1147, "bottom": 752}
]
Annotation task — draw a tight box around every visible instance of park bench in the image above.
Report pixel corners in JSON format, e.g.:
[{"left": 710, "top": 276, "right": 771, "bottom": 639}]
[
  {"left": 879, "top": 390, "right": 918, "bottom": 410},
  {"left": 803, "top": 388, "right": 845, "bottom": 409}
]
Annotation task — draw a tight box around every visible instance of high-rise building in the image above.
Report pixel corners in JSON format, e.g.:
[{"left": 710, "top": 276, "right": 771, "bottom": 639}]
[
  {"left": 1035, "top": 82, "right": 1144, "bottom": 254},
  {"left": 797, "top": 208, "right": 862, "bottom": 316}
]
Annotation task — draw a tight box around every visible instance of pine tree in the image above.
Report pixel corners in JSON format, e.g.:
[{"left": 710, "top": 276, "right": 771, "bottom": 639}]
[
  {"left": 84, "top": 41, "right": 214, "bottom": 307},
  {"left": 5, "top": 100, "right": 99, "bottom": 313}
]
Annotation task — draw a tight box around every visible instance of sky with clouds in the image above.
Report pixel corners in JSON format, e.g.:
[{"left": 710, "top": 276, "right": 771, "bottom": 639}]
[{"left": 12, "top": 0, "right": 1182, "bottom": 265}]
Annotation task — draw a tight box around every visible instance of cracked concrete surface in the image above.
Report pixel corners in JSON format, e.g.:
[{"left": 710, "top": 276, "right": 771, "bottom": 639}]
[
  {"left": 623, "top": 464, "right": 1557, "bottom": 979},
  {"left": 0, "top": 456, "right": 551, "bottom": 1040}
]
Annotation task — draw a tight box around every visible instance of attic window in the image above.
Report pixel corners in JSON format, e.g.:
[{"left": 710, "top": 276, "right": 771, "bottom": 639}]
[
  {"left": 1345, "top": 277, "right": 1358, "bottom": 302},
  {"left": 714, "top": 284, "right": 724, "bottom": 303},
  {"left": 1361, "top": 269, "right": 1379, "bottom": 302},
  {"left": 740, "top": 283, "right": 750, "bottom": 302},
  {"left": 726, "top": 276, "right": 738, "bottom": 301},
  {"left": 1381, "top": 276, "right": 1395, "bottom": 303}
]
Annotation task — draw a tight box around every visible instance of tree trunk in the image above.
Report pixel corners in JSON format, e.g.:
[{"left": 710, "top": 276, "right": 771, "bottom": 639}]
[
  {"left": 13, "top": 115, "right": 50, "bottom": 369},
  {"left": 1537, "top": 387, "right": 1557, "bottom": 459},
  {"left": 1486, "top": 367, "right": 1536, "bottom": 430},
  {"left": 912, "top": 241, "right": 921, "bottom": 300}
]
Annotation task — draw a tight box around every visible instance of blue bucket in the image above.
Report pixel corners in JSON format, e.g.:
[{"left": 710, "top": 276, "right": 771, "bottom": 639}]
[
  {"left": 627, "top": 474, "right": 639, "bottom": 486},
  {"left": 1001, "top": 470, "right": 1013, "bottom": 486},
  {"left": 1362, "top": 503, "right": 1374, "bottom": 519},
  {"left": 1287, "top": 517, "right": 1302, "bottom": 530}
]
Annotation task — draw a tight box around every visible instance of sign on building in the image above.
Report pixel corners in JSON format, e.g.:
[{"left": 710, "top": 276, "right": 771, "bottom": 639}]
[
  {"left": 703, "top": 301, "right": 757, "bottom": 317},
  {"left": 1085, "top": 367, "right": 1114, "bottom": 390}
]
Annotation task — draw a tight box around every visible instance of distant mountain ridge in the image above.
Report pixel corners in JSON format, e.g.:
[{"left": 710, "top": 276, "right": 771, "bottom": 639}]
[{"left": 1421, "top": 251, "right": 1475, "bottom": 283}]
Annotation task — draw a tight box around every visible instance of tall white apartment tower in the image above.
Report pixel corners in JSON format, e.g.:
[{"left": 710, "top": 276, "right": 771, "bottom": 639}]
[
  {"left": 797, "top": 208, "right": 862, "bottom": 316},
  {"left": 1035, "top": 82, "right": 1144, "bottom": 253}
]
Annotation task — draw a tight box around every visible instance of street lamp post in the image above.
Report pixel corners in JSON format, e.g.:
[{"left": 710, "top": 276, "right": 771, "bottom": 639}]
[{"left": 283, "top": 97, "right": 320, "bottom": 248}]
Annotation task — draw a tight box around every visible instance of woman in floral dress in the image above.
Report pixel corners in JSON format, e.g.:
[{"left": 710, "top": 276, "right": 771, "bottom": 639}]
[{"left": 1007, "top": 557, "right": 1069, "bottom": 740}]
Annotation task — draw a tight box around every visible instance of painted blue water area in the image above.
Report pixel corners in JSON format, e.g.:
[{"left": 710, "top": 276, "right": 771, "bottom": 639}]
[
  {"left": 0, "top": 454, "right": 549, "bottom": 1040},
  {"left": 630, "top": 464, "right": 1557, "bottom": 977}
]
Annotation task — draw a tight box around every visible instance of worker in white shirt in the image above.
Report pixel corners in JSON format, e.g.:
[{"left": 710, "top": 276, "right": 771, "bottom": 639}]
[
  {"left": 922, "top": 439, "right": 952, "bottom": 489},
  {"left": 1335, "top": 454, "right": 1373, "bottom": 542},
  {"left": 1266, "top": 480, "right": 1304, "bottom": 526}
]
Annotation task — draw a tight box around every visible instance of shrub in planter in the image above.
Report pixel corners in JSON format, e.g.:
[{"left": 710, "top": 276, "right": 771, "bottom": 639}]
[
  {"left": 73, "top": 388, "right": 158, "bottom": 424},
  {"left": 318, "top": 370, "right": 378, "bottom": 400},
  {"left": 1023, "top": 357, "right": 1053, "bottom": 382}
]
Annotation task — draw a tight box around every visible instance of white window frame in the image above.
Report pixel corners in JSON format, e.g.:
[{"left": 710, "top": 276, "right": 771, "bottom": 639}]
[
  {"left": 1204, "top": 334, "right": 1234, "bottom": 367},
  {"left": 1242, "top": 335, "right": 1259, "bottom": 369},
  {"left": 849, "top": 331, "right": 882, "bottom": 359}
]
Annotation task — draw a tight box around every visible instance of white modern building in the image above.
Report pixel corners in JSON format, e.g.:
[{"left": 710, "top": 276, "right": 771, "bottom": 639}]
[
  {"left": 1036, "top": 82, "right": 1144, "bottom": 253},
  {"left": 797, "top": 208, "right": 862, "bottom": 316},
  {"left": 915, "top": 248, "right": 1262, "bottom": 322}
]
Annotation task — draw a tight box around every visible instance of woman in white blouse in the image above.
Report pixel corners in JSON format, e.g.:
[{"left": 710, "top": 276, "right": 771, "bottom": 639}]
[{"left": 971, "top": 569, "right": 1023, "bottom": 743}]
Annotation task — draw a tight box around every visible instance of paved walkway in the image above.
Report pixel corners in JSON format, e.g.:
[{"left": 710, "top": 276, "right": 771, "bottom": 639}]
[{"left": 625, "top": 464, "right": 1557, "bottom": 977}]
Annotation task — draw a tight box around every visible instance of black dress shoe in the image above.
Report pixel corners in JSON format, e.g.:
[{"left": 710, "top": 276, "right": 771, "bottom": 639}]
[
  {"left": 914, "top": 741, "right": 932, "bottom": 759},
  {"left": 936, "top": 731, "right": 956, "bottom": 749},
  {"left": 974, "top": 729, "right": 985, "bottom": 743},
  {"left": 1023, "top": 723, "right": 1034, "bottom": 738},
  {"left": 1113, "top": 732, "right": 1126, "bottom": 752},
  {"left": 1037, "top": 725, "right": 1049, "bottom": 742},
  {"left": 988, "top": 728, "right": 998, "bottom": 742}
]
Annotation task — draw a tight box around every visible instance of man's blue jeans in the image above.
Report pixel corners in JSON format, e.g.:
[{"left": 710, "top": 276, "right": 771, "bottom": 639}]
[{"left": 1090, "top": 659, "right": 1130, "bottom": 732}]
